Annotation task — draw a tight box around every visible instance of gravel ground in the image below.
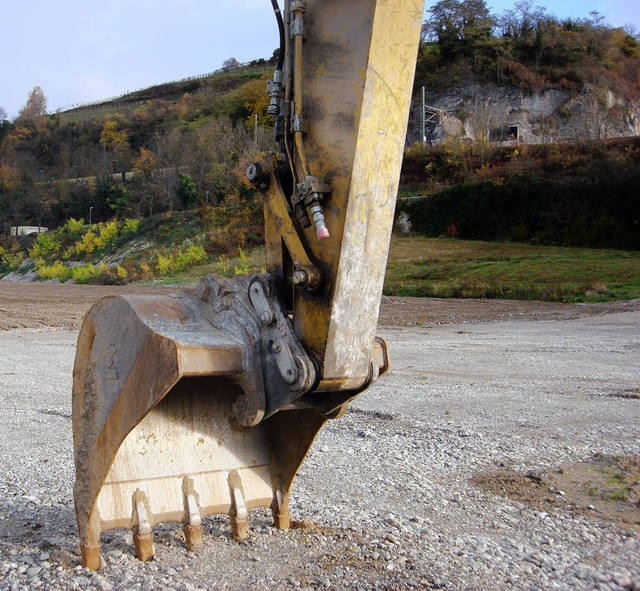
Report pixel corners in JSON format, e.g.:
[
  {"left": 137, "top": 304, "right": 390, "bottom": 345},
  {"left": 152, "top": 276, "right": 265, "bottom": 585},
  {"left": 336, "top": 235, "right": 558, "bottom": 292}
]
[{"left": 0, "top": 302, "right": 639, "bottom": 590}]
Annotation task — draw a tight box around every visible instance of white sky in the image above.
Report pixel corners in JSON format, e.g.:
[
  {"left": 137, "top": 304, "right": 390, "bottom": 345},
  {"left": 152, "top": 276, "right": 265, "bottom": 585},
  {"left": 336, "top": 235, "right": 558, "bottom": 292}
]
[{"left": 1, "top": 0, "right": 638, "bottom": 119}]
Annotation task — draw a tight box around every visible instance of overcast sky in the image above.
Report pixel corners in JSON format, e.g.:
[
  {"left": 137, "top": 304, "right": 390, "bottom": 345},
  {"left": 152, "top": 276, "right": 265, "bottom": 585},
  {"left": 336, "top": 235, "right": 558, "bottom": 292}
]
[{"left": 1, "top": 0, "right": 638, "bottom": 119}]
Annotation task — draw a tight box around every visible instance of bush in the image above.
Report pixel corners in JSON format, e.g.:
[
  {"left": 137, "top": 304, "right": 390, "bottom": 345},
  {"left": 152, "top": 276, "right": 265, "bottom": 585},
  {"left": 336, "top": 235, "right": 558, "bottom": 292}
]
[
  {"left": 399, "top": 138, "right": 640, "bottom": 249},
  {"left": 63, "top": 218, "right": 85, "bottom": 237},
  {"left": 156, "top": 253, "right": 173, "bottom": 276},
  {"left": 74, "top": 231, "right": 99, "bottom": 255},
  {"left": 121, "top": 218, "right": 141, "bottom": 236},
  {"left": 96, "top": 220, "right": 119, "bottom": 249},
  {"left": 0, "top": 245, "right": 24, "bottom": 274},
  {"left": 155, "top": 243, "right": 208, "bottom": 276},
  {"left": 174, "top": 244, "right": 207, "bottom": 271},
  {"left": 29, "top": 232, "right": 61, "bottom": 259},
  {"left": 71, "top": 265, "right": 100, "bottom": 284},
  {"left": 37, "top": 261, "right": 72, "bottom": 282}
]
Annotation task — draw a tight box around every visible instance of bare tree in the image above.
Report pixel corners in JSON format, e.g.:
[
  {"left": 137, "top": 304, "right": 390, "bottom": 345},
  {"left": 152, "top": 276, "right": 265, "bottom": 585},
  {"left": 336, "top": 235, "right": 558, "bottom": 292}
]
[
  {"left": 152, "top": 127, "right": 189, "bottom": 212},
  {"left": 0, "top": 106, "right": 7, "bottom": 121},
  {"left": 222, "top": 57, "right": 240, "bottom": 71},
  {"left": 498, "top": 0, "right": 546, "bottom": 38},
  {"left": 570, "top": 88, "right": 620, "bottom": 141},
  {"left": 531, "top": 112, "right": 558, "bottom": 143}
]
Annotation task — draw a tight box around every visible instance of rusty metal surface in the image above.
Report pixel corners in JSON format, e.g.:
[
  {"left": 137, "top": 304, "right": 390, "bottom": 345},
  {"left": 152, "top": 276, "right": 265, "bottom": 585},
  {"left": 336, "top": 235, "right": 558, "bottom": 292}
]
[
  {"left": 73, "top": 275, "right": 323, "bottom": 568},
  {"left": 72, "top": 0, "right": 425, "bottom": 569},
  {"left": 260, "top": 0, "right": 425, "bottom": 392}
]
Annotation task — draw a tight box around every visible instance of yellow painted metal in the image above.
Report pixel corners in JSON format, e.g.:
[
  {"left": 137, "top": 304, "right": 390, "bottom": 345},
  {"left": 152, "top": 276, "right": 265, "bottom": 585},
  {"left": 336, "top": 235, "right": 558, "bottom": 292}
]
[
  {"left": 72, "top": 0, "right": 425, "bottom": 569},
  {"left": 73, "top": 290, "right": 326, "bottom": 569},
  {"left": 269, "top": 0, "right": 425, "bottom": 391}
]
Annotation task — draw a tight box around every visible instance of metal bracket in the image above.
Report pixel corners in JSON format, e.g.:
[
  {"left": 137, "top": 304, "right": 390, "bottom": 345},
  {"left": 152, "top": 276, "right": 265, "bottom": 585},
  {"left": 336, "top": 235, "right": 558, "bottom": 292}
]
[
  {"left": 296, "top": 175, "right": 330, "bottom": 201},
  {"left": 246, "top": 154, "right": 323, "bottom": 291},
  {"left": 194, "top": 274, "right": 317, "bottom": 422}
]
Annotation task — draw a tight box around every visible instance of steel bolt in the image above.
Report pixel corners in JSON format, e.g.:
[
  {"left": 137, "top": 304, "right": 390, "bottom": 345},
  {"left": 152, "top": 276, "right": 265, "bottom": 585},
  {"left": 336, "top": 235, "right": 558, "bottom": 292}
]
[{"left": 293, "top": 270, "right": 308, "bottom": 286}]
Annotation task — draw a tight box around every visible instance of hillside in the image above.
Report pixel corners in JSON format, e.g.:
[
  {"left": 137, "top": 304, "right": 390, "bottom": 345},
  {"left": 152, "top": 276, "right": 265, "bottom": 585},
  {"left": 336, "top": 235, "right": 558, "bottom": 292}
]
[
  {"left": 1, "top": 2, "right": 638, "bottom": 231},
  {"left": 0, "top": 1, "right": 639, "bottom": 296}
]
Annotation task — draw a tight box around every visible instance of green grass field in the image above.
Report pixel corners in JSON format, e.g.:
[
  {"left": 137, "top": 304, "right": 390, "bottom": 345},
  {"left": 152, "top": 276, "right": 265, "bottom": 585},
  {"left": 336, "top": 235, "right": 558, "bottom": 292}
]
[
  {"left": 384, "top": 237, "right": 640, "bottom": 302},
  {"left": 162, "top": 236, "right": 640, "bottom": 303}
]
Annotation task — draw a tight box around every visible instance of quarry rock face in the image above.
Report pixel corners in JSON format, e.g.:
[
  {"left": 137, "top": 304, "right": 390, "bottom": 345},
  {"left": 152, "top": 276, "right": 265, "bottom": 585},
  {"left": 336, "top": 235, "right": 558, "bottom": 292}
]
[{"left": 414, "top": 82, "right": 639, "bottom": 145}]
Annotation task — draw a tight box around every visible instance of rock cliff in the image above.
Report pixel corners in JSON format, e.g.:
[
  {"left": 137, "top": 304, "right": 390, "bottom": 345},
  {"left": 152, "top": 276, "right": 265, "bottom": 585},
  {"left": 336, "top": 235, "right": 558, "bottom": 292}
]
[{"left": 412, "top": 83, "right": 639, "bottom": 145}]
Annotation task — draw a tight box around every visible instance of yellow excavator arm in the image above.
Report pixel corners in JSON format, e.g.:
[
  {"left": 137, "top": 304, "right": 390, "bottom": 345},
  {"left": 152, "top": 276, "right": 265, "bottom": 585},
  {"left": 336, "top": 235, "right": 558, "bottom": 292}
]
[{"left": 72, "top": 0, "right": 425, "bottom": 569}]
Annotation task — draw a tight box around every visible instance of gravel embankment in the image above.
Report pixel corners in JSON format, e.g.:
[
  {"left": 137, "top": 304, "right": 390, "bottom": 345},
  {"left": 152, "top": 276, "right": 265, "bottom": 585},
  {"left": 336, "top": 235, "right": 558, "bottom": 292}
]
[{"left": 0, "top": 308, "right": 639, "bottom": 590}]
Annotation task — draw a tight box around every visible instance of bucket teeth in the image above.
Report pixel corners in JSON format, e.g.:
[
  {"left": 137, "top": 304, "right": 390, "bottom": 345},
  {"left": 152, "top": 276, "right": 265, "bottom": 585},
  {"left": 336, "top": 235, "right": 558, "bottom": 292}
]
[
  {"left": 183, "top": 492, "right": 203, "bottom": 551},
  {"left": 272, "top": 489, "right": 290, "bottom": 530},
  {"left": 230, "top": 485, "right": 249, "bottom": 541},
  {"left": 73, "top": 284, "right": 328, "bottom": 570},
  {"left": 183, "top": 523, "right": 203, "bottom": 551},
  {"left": 132, "top": 494, "right": 155, "bottom": 562},
  {"left": 80, "top": 544, "right": 101, "bottom": 571}
]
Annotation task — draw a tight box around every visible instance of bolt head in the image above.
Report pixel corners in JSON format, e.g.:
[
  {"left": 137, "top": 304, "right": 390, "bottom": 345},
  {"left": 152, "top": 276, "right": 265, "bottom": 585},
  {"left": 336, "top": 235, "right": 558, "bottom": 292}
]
[
  {"left": 293, "top": 270, "right": 308, "bottom": 286},
  {"left": 260, "top": 312, "right": 272, "bottom": 324}
]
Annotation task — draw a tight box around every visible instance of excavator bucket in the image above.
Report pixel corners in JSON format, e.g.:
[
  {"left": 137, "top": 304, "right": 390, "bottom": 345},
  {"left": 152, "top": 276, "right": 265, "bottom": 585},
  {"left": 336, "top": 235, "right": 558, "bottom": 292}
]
[
  {"left": 73, "top": 276, "right": 326, "bottom": 569},
  {"left": 73, "top": 0, "right": 425, "bottom": 569}
]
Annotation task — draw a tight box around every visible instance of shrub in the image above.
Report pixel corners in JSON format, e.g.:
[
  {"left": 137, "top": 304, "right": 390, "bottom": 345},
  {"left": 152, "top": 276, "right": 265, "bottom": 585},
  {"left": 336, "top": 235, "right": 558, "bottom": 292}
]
[
  {"left": 96, "top": 221, "right": 119, "bottom": 250},
  {"left": 71, "top": 265, "right": 100, "bottom": 284},
  {"left": 156, "top": 253, "right": 174, "bottom": 276},
  {"left": 37, "top": 261, "right": 72, "bottom": 282},
  {"left": 63, "top": 218, "right": 85, "bottom": 237},
  {"left": 155, "top": 244, "right": 208, "bottom": 276},
  {"left": 29, "top": 232, "right": 61, "bottom": 259},
  {"left": 74, "top": 231, "right": 99, "bottom": 255},
  {"left": 121, "top": 218, "right": 141, "bottom": 236},
  {"left": 0, "top": 245, "right": 24, "bottom": 273},
  {"left": 174, "top": 244, "right": 207, "bottom": 271}
]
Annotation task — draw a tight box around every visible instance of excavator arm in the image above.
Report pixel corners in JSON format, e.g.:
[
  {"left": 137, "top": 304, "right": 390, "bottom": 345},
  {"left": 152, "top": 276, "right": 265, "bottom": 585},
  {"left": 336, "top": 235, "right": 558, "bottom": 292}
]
[{"left": 72, "top": 0, "right": 425, "bottom": 569}]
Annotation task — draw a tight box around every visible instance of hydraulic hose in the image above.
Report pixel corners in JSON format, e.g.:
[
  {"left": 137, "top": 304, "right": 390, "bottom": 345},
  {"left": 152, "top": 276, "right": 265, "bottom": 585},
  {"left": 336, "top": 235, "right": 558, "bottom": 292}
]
[{"left": 270, "top": 0, "right": 286, "bottom": 72}]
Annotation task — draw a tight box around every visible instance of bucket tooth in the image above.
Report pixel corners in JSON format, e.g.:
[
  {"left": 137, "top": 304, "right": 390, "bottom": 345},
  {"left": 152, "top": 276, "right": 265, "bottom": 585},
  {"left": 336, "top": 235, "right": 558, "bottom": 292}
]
[
  {"left": 272, "top": 489, "right": 290, "bottom": 530},
  {"left": 183, "top": 491, "right": 203, "bottom": 551},
  {"left": 80, "top": 543, "right": 101, "bottom": 571},
  {"left": 183, "top": 523, "right": 203, "bottom": 552},
  {"left": 133, "top": 531, "right": 155, "bottom": 563},
  {"left": 133, "top": 530, "right": 154, "bottom": 563},
  {"left": 229, "top": 474, "right": 249, "bottom": 541},
  {"left": 132, "top": 494, "right": 155, "bottom": 562}
]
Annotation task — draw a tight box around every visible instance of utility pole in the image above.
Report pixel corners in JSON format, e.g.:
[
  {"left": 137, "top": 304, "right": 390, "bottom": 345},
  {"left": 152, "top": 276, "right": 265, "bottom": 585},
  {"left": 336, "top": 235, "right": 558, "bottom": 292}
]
[
  {"left": 254, "top": 114, "right": 259, "bottom": 152},
  {"left": 421, "top": 86, "right": 427, "bottom": 143}
]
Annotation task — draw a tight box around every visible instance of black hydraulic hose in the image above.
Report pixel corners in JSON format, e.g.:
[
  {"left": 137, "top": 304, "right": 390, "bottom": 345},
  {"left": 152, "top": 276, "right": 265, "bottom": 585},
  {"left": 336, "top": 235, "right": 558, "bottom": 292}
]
[{"left": 270, "top": 0, "right": 285, "bottom": 72}]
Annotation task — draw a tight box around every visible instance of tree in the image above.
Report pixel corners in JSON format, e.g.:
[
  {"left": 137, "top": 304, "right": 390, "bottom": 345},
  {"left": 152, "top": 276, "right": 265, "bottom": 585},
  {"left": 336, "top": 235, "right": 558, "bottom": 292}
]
[
  {"left": 175, "top": 174, "right": 198, "bottom": 209},
  {"left": 0, "top": 106, "right": 7, "bottom": 121},
  {"left": 99, "top": 120, "right": 131, "bottom": 174},
  {"left": 132, "top": 147, "right": 159, "bottom": 217},
  {"left": 133, "top": 147, "right": 157, "bottom": 180},
  {"left": 498, "top": 1, "right": 546, "bottom": 39},
  {"left": 17, "top": 86, "right": 48, "bottom": 122},
  {"left": 570, "top": 88, "right": 619, "bottom": 141},
  {"left": 222, "top": 57, "right": 240, "bottom": 71},
  {"left": 240, "top": 76, "right": 273, "bottom": 128},
  {"left": 424, "top": 0, "right": 495, "bottom": 65},
  {"left": 106, "top": 184, "right": 132, "bottom": 218},
  {"left": 151, "top": 127, "right": 190, "bottom": 212}
]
